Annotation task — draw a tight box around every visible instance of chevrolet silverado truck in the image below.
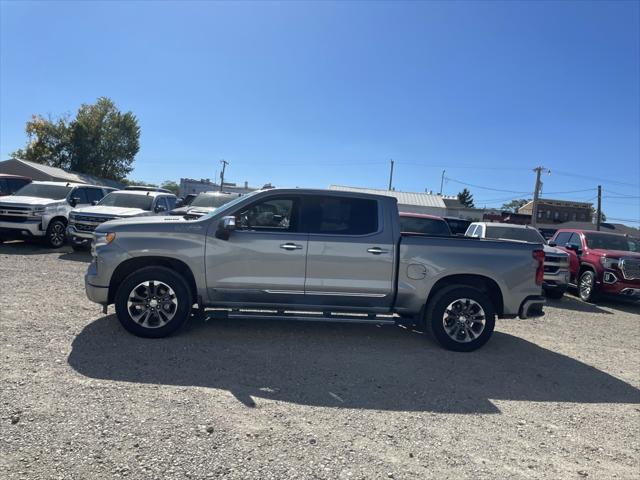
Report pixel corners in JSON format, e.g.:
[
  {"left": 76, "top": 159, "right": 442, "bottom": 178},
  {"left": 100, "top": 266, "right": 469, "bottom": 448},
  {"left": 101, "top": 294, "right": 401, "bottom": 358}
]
[
  {"left": 0, "top": 181, "right": 113, "bottom": 247},
  {"left": 465, "top": 222, "right": 570, "bottom": 299},
  {"left": 85, "top": 189, "right": 546, "bottom": 351},
  {"left": 550, "top": 229, "right": 640, "bottom": 302},
  {"left": 67, "top": 189, "right": 177, "bottom": 250},
  {"left": 169, "top": 191, "right": 241, "bottom": 218}
]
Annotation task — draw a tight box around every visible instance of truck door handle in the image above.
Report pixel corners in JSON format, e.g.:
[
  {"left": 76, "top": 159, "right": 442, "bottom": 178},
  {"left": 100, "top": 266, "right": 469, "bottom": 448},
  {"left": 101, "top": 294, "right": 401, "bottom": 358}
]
[
  {"left": 367, "top": 247, "right": 389, "bottom": 255},
  {"left": 280, "top": 243, "right": 303, "bottom": 250}
]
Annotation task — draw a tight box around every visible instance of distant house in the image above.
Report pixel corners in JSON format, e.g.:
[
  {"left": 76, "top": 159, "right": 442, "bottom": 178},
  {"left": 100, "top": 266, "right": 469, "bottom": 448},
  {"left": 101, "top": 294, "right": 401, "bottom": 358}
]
[
  {"left": 0, "top": 158, "right": 124, "bottom": 189},
  {"left": 328, "top": 185, "right": 488, "bottom": 220},
  {"left": 518, "top": 198, "right": 593, "bottom": 224},
  {"left": 179, "top": 178, "right": 273, "bottom": 197}
]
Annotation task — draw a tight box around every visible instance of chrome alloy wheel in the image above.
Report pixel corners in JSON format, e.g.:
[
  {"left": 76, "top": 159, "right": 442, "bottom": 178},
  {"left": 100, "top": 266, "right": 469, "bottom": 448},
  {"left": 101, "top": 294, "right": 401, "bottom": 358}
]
[
  {"left": 127, "top": 280, "right": 178, "bottom": 329},
  {"left": 49, "top": 222, "right": 65, "bottom": 247},
  {"left": 579, "top": 272, "right": 594, "bottom": 299},
  {"left": 442, "top": 298, "right": 486, "bottom": 343}
]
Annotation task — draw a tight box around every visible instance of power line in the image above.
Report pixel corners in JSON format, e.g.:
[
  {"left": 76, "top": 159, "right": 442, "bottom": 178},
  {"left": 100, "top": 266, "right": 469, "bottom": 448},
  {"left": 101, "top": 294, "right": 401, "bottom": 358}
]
[
  {"left": 444, "top": 176, "right": 531, "bottom": 194},
  {"left": 551, "top": 170, "right": 640, "bottom": 189}
]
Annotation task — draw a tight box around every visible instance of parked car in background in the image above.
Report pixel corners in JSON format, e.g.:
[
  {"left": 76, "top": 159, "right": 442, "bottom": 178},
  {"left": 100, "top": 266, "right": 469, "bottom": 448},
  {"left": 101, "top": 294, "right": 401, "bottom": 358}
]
[
  {"left": 0, "top": 174, "right": 32, "bottom": 197},
  {"left": 67, "top": 190, "right": 177, "bottom": 250},
  {"left": 399, "top": 212, "right": 452, "bottom": 236},
  {"left": 169, "top": 191, "right": 241, "bottom": 218},
  {"left": 0, "top": 181, "right": 113, "bottom": 247},
  {"left": 124, "top": 185, "right": 174, "bottom": 194},
  {"left": 175, "top": 194, "right": 197, "bottom": 209},
  {"left": 550, "top": 229, "right": 640, "bottom": 302},
  {"left": 443, "top": 217, "right": 472, "bottom": 236},
  {"left": 465, "top": 222, "right": 570, "bottom": 299},
  {"left": 86, "top": 188, "right": 545, "bottom": 351}
]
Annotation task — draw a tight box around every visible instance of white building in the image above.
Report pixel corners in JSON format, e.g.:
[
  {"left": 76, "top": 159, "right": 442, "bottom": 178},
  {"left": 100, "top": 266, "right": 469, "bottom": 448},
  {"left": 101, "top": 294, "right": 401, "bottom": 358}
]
[{"left": 179, "top": 178, "right": 273, "bottom": 197}]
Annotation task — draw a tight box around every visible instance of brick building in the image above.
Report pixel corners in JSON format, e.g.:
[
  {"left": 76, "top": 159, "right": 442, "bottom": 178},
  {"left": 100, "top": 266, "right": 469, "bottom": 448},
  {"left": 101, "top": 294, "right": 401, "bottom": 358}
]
[{"left": 518, "top": 198, "right": 593, "bottom": 224}]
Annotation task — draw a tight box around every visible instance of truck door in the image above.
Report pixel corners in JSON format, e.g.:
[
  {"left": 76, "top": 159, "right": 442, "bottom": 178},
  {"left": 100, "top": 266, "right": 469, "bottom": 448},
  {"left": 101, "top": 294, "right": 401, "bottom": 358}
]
[
  {"left": 205, "top": 195, "right": 308, "bottom": 305},
  {"left": 554, "top": 232, "right": 581, "bottom": 281},
  {"left": 301, "top": 195, "right": 395, "bottom": 309}
]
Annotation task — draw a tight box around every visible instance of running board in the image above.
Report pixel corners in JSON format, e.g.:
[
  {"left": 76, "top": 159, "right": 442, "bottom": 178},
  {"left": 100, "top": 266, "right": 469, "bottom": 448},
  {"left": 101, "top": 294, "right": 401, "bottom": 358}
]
[{"left": 207, "top": 309, "right": 397, "bottom": 325}]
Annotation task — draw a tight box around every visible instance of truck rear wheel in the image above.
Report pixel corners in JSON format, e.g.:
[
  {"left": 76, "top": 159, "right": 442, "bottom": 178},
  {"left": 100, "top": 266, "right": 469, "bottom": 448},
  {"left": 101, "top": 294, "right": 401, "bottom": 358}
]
[
  {"left": 114, "top": 266, "right": 192, "bottom": 338},
  {"left": 424, "top": 286, "right": 496, "bottom": 352}
]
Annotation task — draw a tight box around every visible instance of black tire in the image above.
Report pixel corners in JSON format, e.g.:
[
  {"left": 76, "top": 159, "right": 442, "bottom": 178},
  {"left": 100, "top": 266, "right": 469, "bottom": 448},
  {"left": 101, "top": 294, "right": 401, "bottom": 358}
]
[
  {"left": 578, "top": 270, "right": 599, "bottom": 303},
  {"left": 424, "top": 286, "right": 496, "bottom": 352},
  {"left": 114, "top": 266, "right": 192, "bottom": 338},
  {"left": 45, "top": 219, "right": 67, "bottom": 248},
  {"left": 69, "top": 236, "right": 89, "bottom": 251},
  {"left": 544, "top": 287, "right": 566, "bottom": 300}
]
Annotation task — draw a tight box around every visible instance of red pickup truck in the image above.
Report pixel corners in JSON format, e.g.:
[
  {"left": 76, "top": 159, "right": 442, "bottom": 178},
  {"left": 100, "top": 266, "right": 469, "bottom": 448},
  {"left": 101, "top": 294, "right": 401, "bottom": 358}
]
[{"left": 549, "top": 229, "right": 640, "bottom": 302}]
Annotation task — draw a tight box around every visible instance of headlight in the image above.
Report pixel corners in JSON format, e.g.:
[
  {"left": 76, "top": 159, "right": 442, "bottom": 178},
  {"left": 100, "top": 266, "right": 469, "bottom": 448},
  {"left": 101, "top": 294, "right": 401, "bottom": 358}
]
[
  {"left": 92, "top": 232, "right": 116, "bottom": 256},
  {"left": 28, "top": 207, "right": 46, "bottom": 219},
  {"left": 600, "top": 257, "right": 619, "bottom": 269}
]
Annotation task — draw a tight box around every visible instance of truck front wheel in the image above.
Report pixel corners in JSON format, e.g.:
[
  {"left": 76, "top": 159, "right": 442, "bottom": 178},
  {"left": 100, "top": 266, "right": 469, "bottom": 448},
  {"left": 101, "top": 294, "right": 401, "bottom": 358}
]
[
  {"left": 114, "top": 266, "right": 192, "bottom": 338},
  {"left": 424, "top": 286, "right": 496, "bottom": 352}
]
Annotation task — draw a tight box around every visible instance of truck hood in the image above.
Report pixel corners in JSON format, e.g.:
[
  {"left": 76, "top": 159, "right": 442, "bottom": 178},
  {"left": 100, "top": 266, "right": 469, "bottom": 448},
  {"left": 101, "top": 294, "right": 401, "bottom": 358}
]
[
  {"left": 0, "top": 196, "right": 64, "bottom": 207},
  {"left": 588, "top": 249, "right": 640, "bottom": 260},
  {"left": 543, "top": 244, "right": 568, "bottom": 256},
  {"left": 73, "top": 205, "right": 148, "bottom": 217},
  {"left": 170, "top": 206, "right": 191, "bottom": 215}
]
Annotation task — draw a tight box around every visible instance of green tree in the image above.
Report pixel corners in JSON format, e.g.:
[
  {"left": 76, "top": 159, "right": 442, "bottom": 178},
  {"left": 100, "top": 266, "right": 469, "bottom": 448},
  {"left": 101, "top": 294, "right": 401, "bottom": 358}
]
[
  {"left": 161, "top": 180, "right": 180, "bottom": 195},
  {"left": 12, "top": 97, "right": 140, "bottom": 182},
  {"left": 124, "top": 179, "right": 158, "bottom": 188},
  {"left": 457, "top": 188, "right": 475, "bottom": 208},
  {"left": 501, "top": 198, "right": 531, "bottom": 213}
]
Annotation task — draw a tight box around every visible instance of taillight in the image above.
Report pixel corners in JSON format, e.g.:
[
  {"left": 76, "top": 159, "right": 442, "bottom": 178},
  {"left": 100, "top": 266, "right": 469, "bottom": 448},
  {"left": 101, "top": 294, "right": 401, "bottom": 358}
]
[{"left": 533, "top": 249, "right": 545, "bottom": 285}]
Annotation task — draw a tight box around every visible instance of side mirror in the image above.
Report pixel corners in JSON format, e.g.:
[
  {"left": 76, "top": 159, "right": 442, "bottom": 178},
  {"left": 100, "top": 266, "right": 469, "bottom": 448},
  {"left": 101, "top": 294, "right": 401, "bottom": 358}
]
[
  {"left": 548, "top": 241, "right": 556, "bottom": 247},
  {"left": 91, "top": 200, "right": 99, "bottom": 206},
  {"left": 154, "top": 205, "right": 167, "bottom": 213},
  {"left": 215, "top": 216, "right": 236, "bottom": 240},
  {"left": 69, "top": 197, "right": 80, "bottom": 207},
  {"left": 565, "top": 243, "right": 582, "bottom": 255}
]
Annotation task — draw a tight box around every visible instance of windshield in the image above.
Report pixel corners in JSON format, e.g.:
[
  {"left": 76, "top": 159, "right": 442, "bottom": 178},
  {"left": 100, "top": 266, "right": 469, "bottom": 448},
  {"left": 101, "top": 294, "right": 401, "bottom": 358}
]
[
  {"left": 584, "top": 233, "right": 632, "bottom": 251},
  {"left": 13, "top": 183, "right": 72, "bottom": 200},
  {"left": 98, "top": 193, "right": 153, "bottom": 210},
  {"left": 628, "top": 238, "right": 639, "bottom": 253},
  {"left": 191, "top": 193, "right": 238, "bottom": 208},
  {"left": 486, "top": 226, "right": 545, "bottom": 243},
  {"left": 400, "top": 216, "right": 451, "bottom": 236}
]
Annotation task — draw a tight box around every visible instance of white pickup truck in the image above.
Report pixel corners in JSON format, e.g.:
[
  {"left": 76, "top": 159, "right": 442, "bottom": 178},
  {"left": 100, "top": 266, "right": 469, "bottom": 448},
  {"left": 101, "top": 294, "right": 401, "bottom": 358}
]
[{"left": 0, "top": 181, "right": 113, "bottom": 247}]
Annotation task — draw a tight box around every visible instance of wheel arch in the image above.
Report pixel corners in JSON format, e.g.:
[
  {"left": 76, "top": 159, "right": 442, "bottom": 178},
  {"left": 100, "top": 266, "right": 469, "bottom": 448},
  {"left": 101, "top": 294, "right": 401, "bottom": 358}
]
[
  {"left": 108, "top": 256, "right": 198, "bottom": 304},
  {"left": 425, "top": 274, "right": 504, "bottom": 317}
]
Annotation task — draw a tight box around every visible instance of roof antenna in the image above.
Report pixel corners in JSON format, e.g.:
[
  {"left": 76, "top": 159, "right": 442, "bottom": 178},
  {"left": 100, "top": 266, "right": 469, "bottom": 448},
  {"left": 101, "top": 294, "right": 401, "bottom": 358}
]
[{"left": 146, "top": 191, "right": 150, "bottom": 195}]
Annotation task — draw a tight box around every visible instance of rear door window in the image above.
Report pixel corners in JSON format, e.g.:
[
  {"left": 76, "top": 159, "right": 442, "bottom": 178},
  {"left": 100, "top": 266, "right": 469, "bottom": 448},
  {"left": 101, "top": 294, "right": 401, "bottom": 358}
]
[{"left": 302, "top": 196, "right": 378, "bottom": 235}]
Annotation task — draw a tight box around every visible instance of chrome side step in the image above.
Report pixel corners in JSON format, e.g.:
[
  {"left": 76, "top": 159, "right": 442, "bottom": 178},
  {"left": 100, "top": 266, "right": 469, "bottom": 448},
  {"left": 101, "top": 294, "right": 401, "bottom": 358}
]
[{"left": 207, "top": 309, "right": 397, "bottom": 325}]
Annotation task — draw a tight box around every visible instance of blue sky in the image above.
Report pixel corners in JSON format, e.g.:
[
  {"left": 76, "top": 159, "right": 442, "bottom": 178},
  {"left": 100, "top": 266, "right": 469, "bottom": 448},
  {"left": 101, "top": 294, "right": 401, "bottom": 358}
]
[{"left": 1, "top": 1, "right": 639, "bottom": 224}]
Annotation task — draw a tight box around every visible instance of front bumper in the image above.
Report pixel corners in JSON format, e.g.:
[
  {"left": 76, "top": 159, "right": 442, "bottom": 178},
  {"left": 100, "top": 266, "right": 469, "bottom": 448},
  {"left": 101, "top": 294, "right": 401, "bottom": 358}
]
[
  {"left": 519, "top": 295, "right": 545, "bottom": 319},
  {"left": 0, "top": 220, "right": 44, "bottom": 238},
  {"left": 67, "top": 225, "right": 95, "bottom": 240},
  {"left": 85, "top": 260, "right": 109, "bottom": 304}
]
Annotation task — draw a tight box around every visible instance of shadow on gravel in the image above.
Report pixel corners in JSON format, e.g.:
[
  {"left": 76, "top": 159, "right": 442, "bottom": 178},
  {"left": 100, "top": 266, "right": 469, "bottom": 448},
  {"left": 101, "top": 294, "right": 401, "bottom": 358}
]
[
  {"left": 548, "top": 293, "right": 640, "bottom": 315},
  {"left": 68, "top": 314, "right": 640, "bottom": 414},
  {"left": 58, "top": 250, "right": 92, "bottom": 263},
  {"left": 0, "top": 240, "right": 92, "bottom": 262}
]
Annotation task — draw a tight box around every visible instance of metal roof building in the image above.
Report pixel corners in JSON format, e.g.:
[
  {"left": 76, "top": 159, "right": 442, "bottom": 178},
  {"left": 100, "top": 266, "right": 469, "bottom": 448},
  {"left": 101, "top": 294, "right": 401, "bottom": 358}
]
[{"left": 0, "top": 158, "right": 125, "bottom": 189}]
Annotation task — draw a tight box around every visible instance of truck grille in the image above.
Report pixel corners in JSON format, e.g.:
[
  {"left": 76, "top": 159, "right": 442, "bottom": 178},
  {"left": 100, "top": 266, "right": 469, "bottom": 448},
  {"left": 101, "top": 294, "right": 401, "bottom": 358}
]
[
  {"left": 620, "top": 258, "right": 640, "bottom": 280},
  {"left": 543, "top": 253, "right": 569, "bottom": 274},
  {"left": 70, "top": 215, "right": 116, "bottom": 232},
  {"left": 0, "top": 215, "right": 29, "bottom": 223}
]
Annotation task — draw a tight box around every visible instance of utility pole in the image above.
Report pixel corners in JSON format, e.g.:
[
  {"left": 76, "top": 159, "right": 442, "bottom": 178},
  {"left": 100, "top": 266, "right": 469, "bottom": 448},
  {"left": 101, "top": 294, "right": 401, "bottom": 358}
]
[
  {"left": 388, "top": 159, "right": 394, "bottom": 191},
  {"left": 439, "top": 170, "right": 446, "bottom": 195},
  {"left": 531, "top": 166, "right": 545, "bottom": 228},
  {"left": 596, "top": 185, "right": 602, "bottom": 231},
  {"left": 219, "top": 159, "right": 229, "bottom": 192}
]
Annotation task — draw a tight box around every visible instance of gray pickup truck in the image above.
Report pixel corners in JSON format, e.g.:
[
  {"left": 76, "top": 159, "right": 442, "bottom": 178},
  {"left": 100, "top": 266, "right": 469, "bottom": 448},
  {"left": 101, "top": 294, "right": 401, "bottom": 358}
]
[{"left": 85, "top": 188, "right": 545, "bottom": 351}]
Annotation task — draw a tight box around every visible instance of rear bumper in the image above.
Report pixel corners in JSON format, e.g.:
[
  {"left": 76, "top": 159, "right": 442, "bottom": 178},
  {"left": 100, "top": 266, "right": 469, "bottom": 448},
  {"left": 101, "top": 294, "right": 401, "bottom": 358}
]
[
  {"left": 0, "top": 220, "right": 44, "bottom": 238},
  {"left": 519, "top": 295, "right": 545, "bottom": 319}
]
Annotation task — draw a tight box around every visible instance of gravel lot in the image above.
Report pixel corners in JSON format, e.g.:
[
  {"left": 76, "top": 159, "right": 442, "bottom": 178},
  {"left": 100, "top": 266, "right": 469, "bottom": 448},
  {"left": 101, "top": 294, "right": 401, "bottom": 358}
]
[{"left": 1, "top": 241, "right": 639, "bottom": 480}]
